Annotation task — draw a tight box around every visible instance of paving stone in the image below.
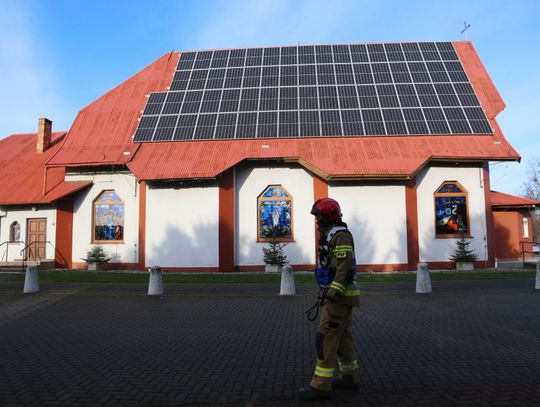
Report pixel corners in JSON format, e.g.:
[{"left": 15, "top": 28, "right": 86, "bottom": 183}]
[{"left": 0, "top": 279, "right": 538, "bottom": 406}]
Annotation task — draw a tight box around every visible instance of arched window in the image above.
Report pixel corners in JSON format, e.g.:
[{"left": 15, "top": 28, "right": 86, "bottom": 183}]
[
  {"left": 257, "top": 185, "right": 293, "bottom": 241},
  {"left": 9, "top": 221, "right": 20, "bottom": 242},
  {"left": 93, "top": 190, "right": 124, "bottom": 243},
  {"left": 434, "top": 181, "right": 470, "bottom": 237}
]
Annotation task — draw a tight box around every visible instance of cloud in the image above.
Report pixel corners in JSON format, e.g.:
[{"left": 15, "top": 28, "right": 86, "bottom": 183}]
[{"left": 0, "top": 1, "right": 71, "bottom": 138}]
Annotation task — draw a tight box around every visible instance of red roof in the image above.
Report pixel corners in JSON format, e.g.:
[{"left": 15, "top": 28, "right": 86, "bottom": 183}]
[
  {"left": 491, "top": 191, "right": 540, "bottom": 207},
  {"left": 48, "top": 41, "right": 519, "bottom": 181},
  {"left": 453, "top": 42, "right": 506, "bottom": 119},
  {"left": 127, "top": 135, "right": 518, "bottom": 181},
  {"left": 0, "top": 133, "right": 91, "bottom": 205}
]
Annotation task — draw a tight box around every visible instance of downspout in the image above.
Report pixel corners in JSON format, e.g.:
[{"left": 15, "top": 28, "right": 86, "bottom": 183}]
[
  {"left": 0, "top": 209, "right": 6, "bottom": 261},
  {"left": 0, "top": 208, "right": 6, "bottom": 225}
]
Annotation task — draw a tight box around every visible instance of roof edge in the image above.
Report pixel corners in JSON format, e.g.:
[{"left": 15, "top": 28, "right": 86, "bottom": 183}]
[
  {"left": 0, "top": 181, "right": 92, "bottom": 205},
  {"left": 453, "top": 41, "right": 506, "bottom": 118},
  {"left": 491, "top": 190, "right": 540, "bottom": 207}
]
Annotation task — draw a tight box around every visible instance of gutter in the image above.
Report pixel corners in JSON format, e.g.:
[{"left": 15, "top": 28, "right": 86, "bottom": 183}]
[
  {"left": 143, "top": 177, "right": 217, "bottom": 184},
  {"left": 492, "top": 204, "right": 538, "bottom": 210}
]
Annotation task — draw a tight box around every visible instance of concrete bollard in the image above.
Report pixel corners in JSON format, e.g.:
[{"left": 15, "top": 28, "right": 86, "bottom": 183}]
[
  {"left": 415, "top": 262, "right": 432, "bottom": 294},
  {"left": 280, "top": 264, "right": 296, "bottom": 295},
  {"left": 534, "top": 257, "right": 540, "bottom": 290},
  {"left": 23, "top": 265, "right": 40, "bottom": 294},
  {"left": 148, "top": 266, "right": 164, "bottom": 296}
]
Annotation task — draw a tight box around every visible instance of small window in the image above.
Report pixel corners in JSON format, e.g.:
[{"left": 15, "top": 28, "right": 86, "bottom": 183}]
[
  {"left": 93, "top": 190, "right": 124, "bottom": 243},
  {"left": 523, "top": 217, "right": 529, "bottom": 239},
  {"left": 9, "top": 221, "right": 20, "bottom": 242},
  {"left": 257, "top": 185, "right": 293, "bottom": 241},
  {"left": 434, "top": 181, "right": 470, "bottom": 237}
]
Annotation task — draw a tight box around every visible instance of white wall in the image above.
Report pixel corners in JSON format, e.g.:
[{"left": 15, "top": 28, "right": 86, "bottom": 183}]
[
  {"left": 146, "top": 182, "right": 219, "bottom": 267},
  {"left": 68, "top": 172, "right": 140, "bottom": 264},
  {"left": 60, "top": 164, "right": 488, "bottom": 269},
  {"left": 235, "top": 165, "right": 315, "bottom": 266},
  {"left": 329, "top": 184, "right": 408, "bottom": 265},
  {"left": 416, "top": 166, "right": 488, "bottom": 262},
  {"left": 0, "top": 205, "right": 57, "bottom": 261}
]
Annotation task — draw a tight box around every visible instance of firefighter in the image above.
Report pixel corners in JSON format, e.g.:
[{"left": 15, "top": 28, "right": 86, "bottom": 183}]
[{"left": 299, "top": 198, "right": 361, "bottom": 401}]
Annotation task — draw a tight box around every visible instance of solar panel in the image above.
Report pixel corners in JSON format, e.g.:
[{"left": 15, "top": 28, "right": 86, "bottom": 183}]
[{"left": 134, "top": 42, "right": 493, "bottom": 142}]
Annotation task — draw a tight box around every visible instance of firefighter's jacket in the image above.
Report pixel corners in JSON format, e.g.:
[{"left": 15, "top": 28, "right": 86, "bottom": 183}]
[{"left": 320, "top": 226, "right": 360, "bottom": 307}]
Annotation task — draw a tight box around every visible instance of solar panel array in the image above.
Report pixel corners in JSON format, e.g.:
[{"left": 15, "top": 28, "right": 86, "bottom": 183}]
[{"left": 133, "top": 42, "right": 493, "bottom": 142}]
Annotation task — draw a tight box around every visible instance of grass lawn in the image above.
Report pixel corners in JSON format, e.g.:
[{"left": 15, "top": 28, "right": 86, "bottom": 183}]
[{"left": 4, "top": 269, "right": 536, "bottom": 284}]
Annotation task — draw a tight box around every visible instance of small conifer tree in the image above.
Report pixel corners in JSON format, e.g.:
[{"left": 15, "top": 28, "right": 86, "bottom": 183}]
[
  {"left": 262, "top": 228, "right": 288, "bottom": 266},
  {"left": 449, "top": 236, "right": 478, "bottom": 262},
  {"left": 82, "top": 245, "right": 111, "bottom": 264}
]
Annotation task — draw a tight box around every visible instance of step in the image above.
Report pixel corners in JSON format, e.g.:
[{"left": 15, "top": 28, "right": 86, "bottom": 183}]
[
  {"left": 0, "top": 260, "right": 55, "bottom": 272},
  {"left": 0, "top": 265, "right": 25, "bottom": 272}
]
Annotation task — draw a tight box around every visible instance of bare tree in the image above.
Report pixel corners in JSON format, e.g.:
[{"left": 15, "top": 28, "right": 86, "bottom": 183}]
[
  {"left": 521, "top": 157, "right": 540, "bottom": 200},
  {"left": 521, "top": 156, "right": 540, "bottom": 242}
]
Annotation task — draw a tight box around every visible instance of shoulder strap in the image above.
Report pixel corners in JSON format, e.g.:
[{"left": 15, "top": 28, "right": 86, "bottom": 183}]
[
  {"left": 326, "top": 226, "right": 348, "bottom": 245},
  {"left": 326, "top": 226, "right": 355, "bottom": 249}
]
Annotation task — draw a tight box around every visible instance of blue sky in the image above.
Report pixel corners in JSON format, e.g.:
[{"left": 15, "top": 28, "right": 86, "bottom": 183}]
[{"left": 1, "top": 0, "right": 538, "bottom": 195}]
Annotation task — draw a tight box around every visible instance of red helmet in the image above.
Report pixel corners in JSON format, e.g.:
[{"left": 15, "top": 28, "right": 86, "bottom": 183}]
[{"left": 310, "top": 198, "right": 342, "bottom": 221}]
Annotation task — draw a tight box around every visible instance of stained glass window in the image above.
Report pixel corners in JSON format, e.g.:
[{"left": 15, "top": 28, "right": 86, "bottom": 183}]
[
  {"left": 436, "top": 183, "right": 463, "bottom": 193},
  {"left": 10, "top": 222, "right": 20, "bottom": 242},
  {"left": 434, "top": 181, "right": 470, "bottom": 237},
  {"left": 258, "top": 185, "right": 293, "bottom": 241},
  {"left": 93, "top": 190, "right": 124, "bottom": 242}
]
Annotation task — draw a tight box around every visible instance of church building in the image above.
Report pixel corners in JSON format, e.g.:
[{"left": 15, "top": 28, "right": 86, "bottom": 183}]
[{"left": 1, "top": 41, "right": 534, "bottom": 272}]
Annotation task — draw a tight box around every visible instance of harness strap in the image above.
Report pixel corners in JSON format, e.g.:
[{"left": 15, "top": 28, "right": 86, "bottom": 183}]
[{"left": 326, "top": 226, "right": 349, "bottom": 245}]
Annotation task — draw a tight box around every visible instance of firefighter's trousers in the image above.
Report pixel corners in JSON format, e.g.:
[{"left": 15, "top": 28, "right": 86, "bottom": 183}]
[{"left": 310, "top": 301, "right": 359, "bottom": 391}]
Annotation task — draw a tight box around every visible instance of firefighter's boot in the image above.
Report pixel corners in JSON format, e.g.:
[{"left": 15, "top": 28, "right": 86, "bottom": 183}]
[
  {"left": 298, "top": 386, "right": 333, "bottom": 401},
  {"left": 332, "top": 374, "right": 359, "bottom": 390}
]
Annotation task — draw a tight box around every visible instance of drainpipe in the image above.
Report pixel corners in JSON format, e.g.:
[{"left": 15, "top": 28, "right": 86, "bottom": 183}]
[{"left": 0, "top": 209, "right": 6, "bottom": 261}]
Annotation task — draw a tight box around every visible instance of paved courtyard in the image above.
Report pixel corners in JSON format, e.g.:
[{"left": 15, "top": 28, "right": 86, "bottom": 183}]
[{"left": 0, "top": 276, "right": 539, "bottom": 406}]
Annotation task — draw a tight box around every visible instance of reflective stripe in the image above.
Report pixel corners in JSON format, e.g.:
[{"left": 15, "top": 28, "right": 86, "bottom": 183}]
[
  {"left": 333, "top": 246, "right": 352, "bottom": 259},
  {"left": 344, "top": 282, "right": 360, "bottom": 297},
  {"left": 343, "top": 289, "right": 360, "bottom": 297},
  {"left": 339, "top": 360, "right": 358, "bottom": 369},
  {"left": 332, "top": 246, "right": 352, "bottom": 253},
  {"left": 330, "top": 281, "right": 345, "bottom": 293},
  {"left": 339, "top": 360, "right": 359, "bottom": 372},
  {"left": 314, "top": 366, "right": 334, "bottom": 378}
]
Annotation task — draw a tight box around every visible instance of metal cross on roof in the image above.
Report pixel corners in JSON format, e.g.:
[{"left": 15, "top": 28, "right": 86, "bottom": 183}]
[{"left": 461, "top": 21, "right": 471, "bottom": 37}]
